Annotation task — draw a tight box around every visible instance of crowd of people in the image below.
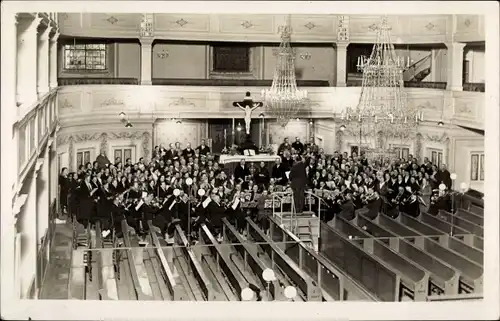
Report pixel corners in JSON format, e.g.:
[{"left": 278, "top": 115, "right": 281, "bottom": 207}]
[{"left": 58, "top": 135, "right": 454, "bottom": 245}]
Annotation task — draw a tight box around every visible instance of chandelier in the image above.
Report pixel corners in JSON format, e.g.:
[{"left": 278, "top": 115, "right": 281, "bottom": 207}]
[
  {"left": 340, "top": 16, "right": 423, "bottom": 159},
  {"left": 261, "top": 16, "right": 308, "bottom": 127}
]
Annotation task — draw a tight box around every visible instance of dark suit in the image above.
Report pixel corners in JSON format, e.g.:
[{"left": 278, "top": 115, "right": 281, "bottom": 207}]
[
  {"left": 436, "top": 170, "right": 452, "bottom": 190},
  {"left": 234, "top": 165, "right": 250, "bottom": 183},
  {"left": 77, "top": 181, "right": 98, "bottom": 227},
  {"left": 271, "top": 164, "right": 287, "bottom": 185},
  {"left": 196, "top": 145, "right": 210, "bottom": 156},
  {"left": 338, "top": 199, "right": 355, "bottom": 221},
  {"left": 207, "top": 201, "right": 225, "bottom": 233},
  {"left": 290, "top": 161, "right": 307, "bottom": 214}
]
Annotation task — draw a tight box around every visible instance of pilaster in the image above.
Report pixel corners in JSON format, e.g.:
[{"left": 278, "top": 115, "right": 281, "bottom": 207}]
[
  {"left": 49, "top": 32, "right": 59, "bottom": 89},
  {"left": 335, "top": 42, "right": 350, "bottom": 87},
  {"left": 445, "top": 42, "right": 466, "bottom": 91},
  {"left": 16, "top": 16, "right": 41, "bottom": 107},
  {"left": 139, "top": 38, "right": 154, "bottom": 85}
]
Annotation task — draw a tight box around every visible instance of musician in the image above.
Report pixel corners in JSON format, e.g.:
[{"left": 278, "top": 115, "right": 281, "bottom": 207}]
[
  {"left": 96, "top": 151, "right": 111, "bottom": 170},
  {"left": 277, "top": 138, "right": 291, "bottom": 156},
  {"left": 206, "top": 193, "right": 225, "bottom": 240},
  {"left": 196, "top": 139, "right": 211, "bottom": 156},
  {"left": 388, "top": 186, "right": 405, "bottom": 218},
  {"left": 271, "top": 158, "right": 287, "bottom": 186},
  {"left": 338, "top": 193, "right": 355, "bottom": 221},
  {"left": 77, "top": 174, "right": 99, "bottom": 228},
  {"left": 234, "top": 159, "right": 250, "bottom": 183},
  {"left": 289, "top": 156, "right": 307, "bottom": 214},
  {"left": 401, "top": 186, "right": 419, "bottom": 217},
  {"left": 183, "top": 143, "right": 195, "bottom": 160},
  {"left": 254, "top": 161, "right": 270, "bottom": 187},
  {"left": 364, "top": 189, "right": 382, "bottom": 220},
  {"left": 436, "top": 164, "right": 452, "bottom": 190},
  {"left": 291, "top": 137, "right": 305, "bottom": 155},
  {"left": 304, "top": 137, "right": 319, "bottom": 154}
]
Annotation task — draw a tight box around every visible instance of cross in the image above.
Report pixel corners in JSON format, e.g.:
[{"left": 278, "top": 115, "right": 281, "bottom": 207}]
[{"left": 232, "top": 92, "right": 263, "bottom": 135}]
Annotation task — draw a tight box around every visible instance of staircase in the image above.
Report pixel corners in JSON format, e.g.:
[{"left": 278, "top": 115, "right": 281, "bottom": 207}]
[
  {"left": 404, "top": 54, "right": 432, "bottom": 82},
  {"left": 271, "top": 192, "right": 320, "bottom": 251}
]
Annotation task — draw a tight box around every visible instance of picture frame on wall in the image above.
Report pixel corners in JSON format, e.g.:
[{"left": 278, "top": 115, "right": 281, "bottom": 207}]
[{"left": 470, "top": 154, "right": 479, "bottom": 181}]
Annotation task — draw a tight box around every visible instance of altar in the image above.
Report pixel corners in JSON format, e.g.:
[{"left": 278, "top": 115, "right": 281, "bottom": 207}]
[{"left": 219, "top": 154, "right": 281, "bottom": 175}]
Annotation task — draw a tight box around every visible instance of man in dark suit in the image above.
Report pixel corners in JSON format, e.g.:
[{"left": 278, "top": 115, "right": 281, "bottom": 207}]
[
  {"left": 291, "top": 137, "right": 304, "bottom": 155},
  {"left": 234, "top": 159, "right": 250, "bottom": 183},
  {"left": 207, "top": 194, "right": 225, "bottom": 239},
  {"left": 436, "top": 164, "right": 452, "bottom": 190},
  {"left": 338, "top": 193, "right": 355, "bottom": 221},
  {"left": 196, "top": 139, "right": 211, "bottom": 156},
  {"left": 271, "top": 158, "right": 287, "bottom": 185},
  {"left": 78, "top": 175, "right": 99, "bottom": 228},
  {"left": 182, "top": 143, "right": 195, "bottom": 160},
  {"left": 254, "top": 161, "right": 270, "bottom": 187},
  {"left": 289, "top": 156, "right": 307, "bottom": 214},
  {"left": 165, "top": 143, "right": 176, "bottom": 161}
]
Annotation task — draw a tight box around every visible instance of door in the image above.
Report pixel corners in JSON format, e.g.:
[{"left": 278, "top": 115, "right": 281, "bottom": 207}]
[{"left": 208, "top": 120, "right": 232, "bottom": 154}]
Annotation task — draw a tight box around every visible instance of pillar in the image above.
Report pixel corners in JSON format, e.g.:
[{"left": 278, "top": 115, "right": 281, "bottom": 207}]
[
  {"left": 335, "top": 42, "right": 349, "bottom": 87},
  {"left": 1, "top": 12, "right": 19, "bottom": 305},
  {"left": 36, "top": 155, "right": 50, "bottom": 248},
  {"left": 17, "top": 16, "right": 41, "bottom": 106},
  {"left": 429, "top": 49, "right": 436, "bottom": 82},
  {"left": 445, "top": 42, "right": 466, "bottom": 91},
  {"left": 140, "top": 38, "right": 153, "bottom": 85},
  {"left": 49, "top": 32, "right": 59, "bottom": 89},
  {"left": 37, "top": 26, "right": 50, "bottom": 98}
]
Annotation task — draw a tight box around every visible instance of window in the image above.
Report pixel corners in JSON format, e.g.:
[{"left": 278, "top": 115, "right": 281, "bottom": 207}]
[
  {"left": 470, "top": 152, "right": 484, "bottom": 181},
  {"left": 113, "top": 147, "right": 135, "bottom": 164},
  {"left": 76, "top": 149, "right": 92, "bottom": 168},
  {"left": 64, "top": 44, "right": 107, "bottom": 71},
  {"left": 212, "top": 44, "right": 250, "bottom": 72},
  {"left": 390, "top": 145, "right": 410, "bottom": 160}
]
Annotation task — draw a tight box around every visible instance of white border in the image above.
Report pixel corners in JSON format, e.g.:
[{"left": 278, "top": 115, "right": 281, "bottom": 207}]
[{"left": 1, "top": 1, "right": 499, "bottom": 320}]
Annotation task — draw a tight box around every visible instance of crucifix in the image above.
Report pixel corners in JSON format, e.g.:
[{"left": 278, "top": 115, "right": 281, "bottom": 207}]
[{"left": 233, "top": 92, "right": 263, "bottom": 135}]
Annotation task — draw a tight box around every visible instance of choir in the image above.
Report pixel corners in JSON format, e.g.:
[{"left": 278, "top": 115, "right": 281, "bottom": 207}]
[{"left": 58, "top": 138, "right": 454, "bottom": 245}]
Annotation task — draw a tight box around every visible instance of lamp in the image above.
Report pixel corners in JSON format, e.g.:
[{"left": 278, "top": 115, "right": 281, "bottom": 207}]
[
  {"left": 236, "top": 123, "right": 242, "bottom": 132},
  {"left": 262, "top": 268, "right": 276, "bottom": 299},
  {"left": 259, "top": 113, "right": 265, "bottom": 118},
  {"left": 198, "top": 188, "right": 206, "bottom": 197},
  {"left": 125, "top": 122, "right": 133, "bottom": 128},
  {"left": 340, "top": 124, "right": 346, "bottom": 131},
  {"left": 119, "top": 111, "right": 126, "bottom": 120},
  {"left": 284, "top": 286, "right": 297, "bottom": 300},
  {"left": 173, "top": 189, "right": 181, "bottom": 197},
  {"left": 309, "top": 119, "right": 313, "bottom": 125},
  {"left": 241, "top": 287, "right": 255, "bottom": 301},
  {"left": 460, "top": 182, "right": 468, "bottom": 192},
  {"left": 438, "top": 120, "right": 444, "bottom": 127},
  {"left": 438, "top": 183, "right": 446, "bottom": 191}
]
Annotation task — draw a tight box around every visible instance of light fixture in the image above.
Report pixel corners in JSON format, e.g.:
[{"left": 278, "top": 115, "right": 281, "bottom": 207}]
[
  {"left": 176, "top": 119, "right": 182, "bottom": 124},
  {"left": 173, "top": 189, "right": 181, "bottom": 197},
  {"left": 241, "top": 287, "right": 255, "bottom": 301},
  {"left": 296, "top": 118, "right": 300, "bottom": 122},
  {"left": 459, "top": 182, "right": 468, "bottom": 192},
  {"left": 119, "top": 111, "right": 126, "bottom": 120},
  {"left": 261, "top": 15, "right": 308, "bottom": 127},
  {"left": 185, "top": 177, "right": 193, "bottom": 186},
  {"left": 236, "top": 123, "right": 242, "bottom": 132},
  {"left": 125, "top": 121, "right": 133, "bottom": 128},
  {"left": 340, "top": 124, "right": 346, "bottom": 131},
  {"left": 439, "top": 183, "right": 447, "bottom": 191},
  {"left": 259, "top": 112, "right": 265, "bottom": 118},
  {"left": 342, "top": 15, "right": 421, "bottom": 161},
  {"left": 262, "top": 268, "right": 276, "bottom": 282},
  {"left": 198, "top": 189, "right": 206, "bottom": 196},
  {"left": 438, "top": 120, "right": 444, "bottom": 126},
  {"left": 284, "top": 286, "right": 297, "bottom": 299},
  {"left": 309, "top": 119, "right": 313, "bottom": 125},
  {"left": 450, "top": 173, "right": 457, "bottom": 180}
]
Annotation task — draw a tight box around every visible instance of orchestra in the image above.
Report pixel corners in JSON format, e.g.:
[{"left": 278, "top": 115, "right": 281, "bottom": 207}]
[{"left": 59, "top": 138, "right": 456, "bottom": 246}]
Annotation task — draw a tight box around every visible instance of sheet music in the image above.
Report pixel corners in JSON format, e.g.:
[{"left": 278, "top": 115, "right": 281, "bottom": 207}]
[
  {"left": 202, "top": 197, "right": 212, "bottom": 208},
  {"left": 285, "top": 171, "right": 290, "bottom": 179},
  {"left": 244, "top": 150, "right": 250, "bottom": 156},
  {"left": 135, "top": 200, "right": 144, "bottom": 211}
]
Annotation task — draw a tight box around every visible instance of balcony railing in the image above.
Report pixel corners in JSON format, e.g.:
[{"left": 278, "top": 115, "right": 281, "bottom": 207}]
[
  {"left": 463, "top": 83, "right": 485, "bottom": 92},
  {"left": 347, "top": 79, "right": 447, "bottom": 89},
  {"left": 58, "top": 78, "right": 139, "bottom": 86},
  {"left": 152, "top": 78, "right": 331, "bottom": 87}
]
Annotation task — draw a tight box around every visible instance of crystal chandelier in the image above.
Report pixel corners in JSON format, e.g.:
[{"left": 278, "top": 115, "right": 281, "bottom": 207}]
[
  {"left": 261, "top": 16, "right": 308, "bottom": 127},
  {"left": 340, "top": 16, "right": 423, "bottom": 159}
]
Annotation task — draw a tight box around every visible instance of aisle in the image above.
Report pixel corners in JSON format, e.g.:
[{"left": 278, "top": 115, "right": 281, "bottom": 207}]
[{"left": 39, "top": 221, "right": 73, "bottom": 299}]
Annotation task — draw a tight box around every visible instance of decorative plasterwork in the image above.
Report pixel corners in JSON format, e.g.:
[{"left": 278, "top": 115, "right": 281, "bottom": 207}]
[
  {"left": 464, "top": 19, "right": 471, "bottom": 27},
  {"left": 304, "top": 22, "right": 316, "bottom": 30},
  {"left": 106, "top": 16, "right": 118, "bottom": 25},
  {"left": 368, "top": 23, "right": 378, "bottom": 31},
  {"left": 299, "top": 52, "right": 312, "bottom": 60},
  {"left": 101, "top": 97, "right": 124, "bottom": 107},
  {"left": 241, "top": 20, "right": 253, "bottom": 29},
  {"left": 424, "top": 132, "right": 448, "bottom": 143},
  {"left": 156, "top": 50, "right": 169, "bottom": 59},
  {"left": 60, "top": 99, "right": 73, "bottom": 109},
  {"left": 425, "top": 22, "right": 435, "bottom": 30},
  {"left": 169, "top": 97, "right": 196, "bottom": 108},
  {"left": 417, "top": 101, "right": 437, "bottom": 110},
  {"left": 140, "top": 13, "right": 154, "bottom": 37},
  {"left": 176, "top": 18, "right": 188, "bottom": 27},
  {"left": 457, "top": 103, "right": 472, "bottom": 114},
  {"left": 337, "top": 15, "right": 350, "bottom": 41}
]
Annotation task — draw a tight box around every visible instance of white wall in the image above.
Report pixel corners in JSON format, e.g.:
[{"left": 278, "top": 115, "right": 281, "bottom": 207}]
[
  {"left": 154, "top": 119, "right": 206, "bottom": 148},
  {"left": 465, "top": 46, "right": 485, "bottom": 83}
]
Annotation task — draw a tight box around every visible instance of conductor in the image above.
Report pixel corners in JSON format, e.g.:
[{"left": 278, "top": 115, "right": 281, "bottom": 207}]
[{"left": 289, "top": 155, "right": 307, "bottom": 214}]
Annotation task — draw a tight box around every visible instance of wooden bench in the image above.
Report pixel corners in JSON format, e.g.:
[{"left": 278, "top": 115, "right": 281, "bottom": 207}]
[
  {"left": 199, "top": 223, "right": 249, "bottom": 300},
  {"left": 373, "top": 215, "right": 483, "bottom": 293},
  {"left": 438, "top": 210, "right": 484, "bottom": 237},
  {"left": 222, "top": 218, "right": 283, "bottom": 300},
  {"left": 319, "top": 223, "right": 401, "bottom": 301},
  {"left": 456, "top": 209, "right": 483, "bottom": 227},
  {"left": 246, "top": 217, "right": 322, "bottom": 301},
  {"left": 174, "top": 225, "right": 219, "bottom": 301},
  {"left": 355, "top": 214, "right": 460, "bottom": 296},
  {"left": 331, "top": 216, "right": 428, "bottom": 301}
]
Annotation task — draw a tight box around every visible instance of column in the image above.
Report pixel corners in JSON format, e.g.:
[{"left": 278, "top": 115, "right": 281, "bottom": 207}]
[
  {"left": 37, "top": 26, "right": 50, "bottom": 98},
  {"left": 445, "top": 42, "right": 466, "bottom": 91},
  {"left": 139, "top": 38, "right": 153, "bottom": 85},
  {"left": 36, "top": 155, "right": 49, "bottom": 248},
  {"left": 430, "top": 49, "right": 436, "bottom": 82},
  {"left": 335, "top": 42, "right": 349, "bottom": 87},
  {"left": 49, "top": 32, "right": 59, "bottom": 89},
  {"left": 17, "top": 16, "right": 41, "bottom": 106}
]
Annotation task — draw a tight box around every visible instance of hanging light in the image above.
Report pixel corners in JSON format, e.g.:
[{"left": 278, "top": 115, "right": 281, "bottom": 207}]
[
  {"left": 261, "top": 15, "right": 308, "bottom": 127},
  {"left": 259, "top": 112, "right": 265, "bottom": 118},
  {"left": 309, "top": 119, "right": 314, "bottom": 125},
  {"left": 125, "top": 121, "right": 133, "bottom": 128},
  {"left": 340, "top": 125, "right": 346, "bottom": 131},
  {"left": 343, "top": 16, "right": 421, "bottom": 161},
  {"left": 176, "top": 119, "right": 182, "bottom": 124},
  {"left": 438, "top": 120, "right": 444, "bottom": 126},
  {"left": 236, "top": 123, "right": 242, "bottom": 132}
]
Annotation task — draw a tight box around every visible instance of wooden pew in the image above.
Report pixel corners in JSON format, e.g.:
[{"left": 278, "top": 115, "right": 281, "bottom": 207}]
[
  {"left": 469, "top": 204, "right": 484, "bottom": 216},
  {"left": 373, "top": 215, "right": 482, "bottom": 293},
  {"left": 147, "top": 221, "right": 187, "bottom": 300},
  {"left": 222, "top": 218, "right": 283, "bottom": 300},
  {"left": 330, "top": 217, "right": 428, "bottom": 301},
  {"left": 355, "top": 214, "right": 460, "bottom": 296},
  {"left": 438, "top": 210, "right": 484, "bottom": 237},
  {"left": 173, "top": 225, "right": 220, "bottom": 301},
  {"left": 415, "top": 213, "right": 483, "bottom": 265},
  {"left": 246, "top": 217, "right": 322, "bottom": 301},
  {"left": 199, "top": 224, "right": 249, "bottom": 300},
  {"left": 461, "top": 194, "right": 484, "bottom": 215},
  {"left": 268, "top": 216, "right": 351, "bottom": 301},
  {"left": 319, "top": 223, "right": 401, "bottom": 301},
  {"left": 456, "top": 209, "right": 483, "bottom": 227}
]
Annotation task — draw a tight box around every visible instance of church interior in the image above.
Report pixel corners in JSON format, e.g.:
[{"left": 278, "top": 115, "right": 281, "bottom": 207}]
[{"left": 1, "top": 11, "right": 491, "bottom": 309}]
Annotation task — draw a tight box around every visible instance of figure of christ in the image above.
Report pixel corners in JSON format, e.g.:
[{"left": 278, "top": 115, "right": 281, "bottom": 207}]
[{"left": 236, "top": 102, "right": 261, "bottom": 135}]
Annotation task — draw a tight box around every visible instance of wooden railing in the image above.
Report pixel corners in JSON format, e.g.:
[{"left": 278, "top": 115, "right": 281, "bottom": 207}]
[
  {"left": 58, "top": 78, "right": 139, "bottom": 86},
  {"left": 404, "top": 54, "right": 432, "bottom": 82},
  {"left": 347, "top": 79, "right": 447, "bottom": 89},
  {"left": 152, "top": 78, "right": 330, "bottom": 87},
  {"left": 463, "top": 83, "right": 485, "bottom": 92}
]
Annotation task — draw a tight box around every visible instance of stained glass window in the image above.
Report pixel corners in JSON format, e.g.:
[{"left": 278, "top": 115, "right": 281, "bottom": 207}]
[{"left": 64, "top": 44, "right": 107, "bottom": 70}]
